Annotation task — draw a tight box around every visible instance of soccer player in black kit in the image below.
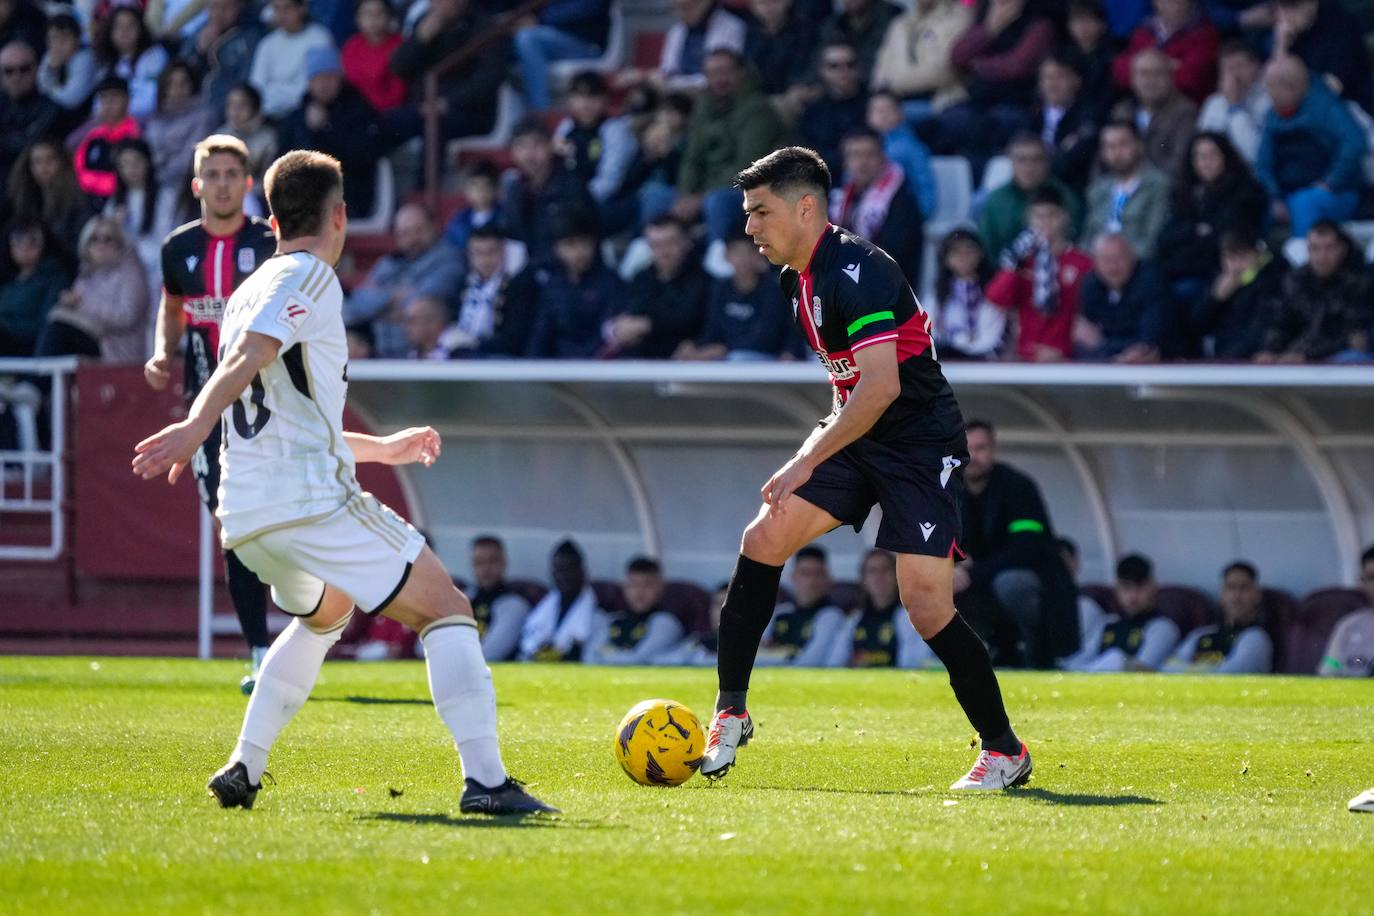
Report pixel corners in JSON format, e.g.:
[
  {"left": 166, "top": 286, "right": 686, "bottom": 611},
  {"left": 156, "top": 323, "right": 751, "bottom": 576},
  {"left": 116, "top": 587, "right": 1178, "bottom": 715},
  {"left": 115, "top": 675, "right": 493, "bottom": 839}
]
[
  {"left": 143, "top": 135, "right": 278, "bottom": 694},
  {"left": 700, "top": 147, "right": 1031, "bottom": 790}
]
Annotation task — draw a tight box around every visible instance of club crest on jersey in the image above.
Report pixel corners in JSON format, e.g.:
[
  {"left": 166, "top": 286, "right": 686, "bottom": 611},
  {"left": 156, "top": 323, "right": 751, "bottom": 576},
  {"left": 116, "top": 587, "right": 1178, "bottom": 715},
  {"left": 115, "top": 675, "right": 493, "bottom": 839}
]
[
  {"left": 185, "top": 254, "right": 199, "bottom": 272},
  {"left": 277, "top": 296, "right": 311, "bottom": 332},
  {"left": 237, "top": 247, "right": 256, "bottom": 273},
  {"left": 812, "top": 295, "right": 823, "bottom": 327}
]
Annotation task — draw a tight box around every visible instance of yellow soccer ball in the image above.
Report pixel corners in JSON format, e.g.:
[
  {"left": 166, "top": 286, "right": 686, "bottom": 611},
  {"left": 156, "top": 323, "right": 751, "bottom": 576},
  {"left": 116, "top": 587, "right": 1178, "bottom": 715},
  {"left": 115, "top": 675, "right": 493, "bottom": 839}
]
[{"left": 613, "top": 699, "right": 705, "bottom": 787}]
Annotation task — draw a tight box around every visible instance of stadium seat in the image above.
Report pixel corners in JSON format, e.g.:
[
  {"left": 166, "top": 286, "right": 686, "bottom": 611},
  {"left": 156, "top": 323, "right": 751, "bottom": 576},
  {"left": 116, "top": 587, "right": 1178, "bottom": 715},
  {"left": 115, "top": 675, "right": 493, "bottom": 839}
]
[
  {"left": 593, "top": 579, "right": 628, "bottom": 613},
  {"left": 1283, "top": 587, "right": 1366, "bottom": 674},
  {"left": 548, "top": 2, "right": 627, "bottom": 89},
  {"left": 829, "top": 580, "right": 863, "bottom": 614},
  {"left": 346, "top": 158, "right": 397, "bottom": 237},
  {"left": 980, "top": 155, "right": 1013, "bottom": 198},
  {"left": 507, "top": 578, "right": 550, "bottom": 607},
  {"left": 446, "top": 83, "right": 525, "bottom": 159},
  {"left": 1260, "top": 587, "right": 1299, "bottom": 672},
  {"left": 1155, "top": 585, "right": 1219, "bottom": 635},
  {"left": 1080, "top": 584, "right": 1119, "bottom": 615},
  {"left": 663, "top": 580, "right": 711, "bottom": 636},
  {"left": 920, "top": 157, "right": 975, "bottom": 303}
]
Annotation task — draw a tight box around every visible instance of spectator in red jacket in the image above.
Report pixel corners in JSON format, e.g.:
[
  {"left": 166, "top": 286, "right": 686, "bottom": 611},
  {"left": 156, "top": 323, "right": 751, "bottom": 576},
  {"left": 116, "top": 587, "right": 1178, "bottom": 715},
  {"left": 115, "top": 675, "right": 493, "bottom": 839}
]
[
  {"left": 987, "top": 185, "right": 1092, "bottom": 361},
  {"left": 341, "top": 0, "right": 405, "bottom": 113},
  {"left": 1112, "top": 0, "right": 1219, "bottom": 104},
  {"left": 70, "top": 76, "right": 140, "bottom": 200}
]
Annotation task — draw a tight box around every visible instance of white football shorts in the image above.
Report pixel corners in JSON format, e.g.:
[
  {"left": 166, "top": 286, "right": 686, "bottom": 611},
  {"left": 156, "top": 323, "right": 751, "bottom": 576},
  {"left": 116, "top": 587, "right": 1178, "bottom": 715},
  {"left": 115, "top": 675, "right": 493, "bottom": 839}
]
[{"left": 233, "top": 494, "right": 426, "bottom": 616}]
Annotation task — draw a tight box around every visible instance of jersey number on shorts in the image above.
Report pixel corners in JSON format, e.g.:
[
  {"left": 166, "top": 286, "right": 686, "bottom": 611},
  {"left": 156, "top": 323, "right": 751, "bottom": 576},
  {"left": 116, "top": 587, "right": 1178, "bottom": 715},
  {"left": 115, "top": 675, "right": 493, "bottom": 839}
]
[{"left": 231, "top": 373, "right": 272, "bottom": 440}]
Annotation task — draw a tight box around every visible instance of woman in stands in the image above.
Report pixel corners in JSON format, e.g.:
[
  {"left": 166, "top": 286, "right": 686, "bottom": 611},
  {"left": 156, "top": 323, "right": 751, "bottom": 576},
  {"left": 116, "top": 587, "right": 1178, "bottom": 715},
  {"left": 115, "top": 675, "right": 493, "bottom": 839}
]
[
  {"left": 34, "top": 215, "right": 149, "bottom": 362},
  {"left": 0, "top": 221, "right": 69, "bottom": 357},
  {"left": 1155, "top": 131, "right": 1267, "bottom": 324},
  {"left": 4, "top": 140, "right": 94, "bottom": 274},
  {"left": 93, "top": 4, "right": 169, "bottom": 120}
]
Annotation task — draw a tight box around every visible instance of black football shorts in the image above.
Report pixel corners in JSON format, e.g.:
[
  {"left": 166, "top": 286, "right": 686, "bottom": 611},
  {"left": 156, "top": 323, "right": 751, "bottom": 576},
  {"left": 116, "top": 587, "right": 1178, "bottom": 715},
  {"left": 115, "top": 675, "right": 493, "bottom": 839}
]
[{"left": 795, "top": 436, "right": 967, "bottom": 558}]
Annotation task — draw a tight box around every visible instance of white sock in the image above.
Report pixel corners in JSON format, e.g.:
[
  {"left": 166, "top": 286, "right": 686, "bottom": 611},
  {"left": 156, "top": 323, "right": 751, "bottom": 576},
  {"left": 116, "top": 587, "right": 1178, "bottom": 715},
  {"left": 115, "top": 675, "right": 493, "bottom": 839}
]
[
  {"left": 228, "top": 615, "right": 347, "bottom": 783},
  {"left": 421, "top": 619, "right": 507, "bottom": 787}
]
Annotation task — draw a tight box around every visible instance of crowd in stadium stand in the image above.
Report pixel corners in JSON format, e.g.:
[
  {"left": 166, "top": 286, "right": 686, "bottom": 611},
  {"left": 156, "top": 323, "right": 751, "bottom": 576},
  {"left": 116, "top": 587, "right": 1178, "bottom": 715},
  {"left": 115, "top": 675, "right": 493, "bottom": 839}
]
[
  {"left": 3, "top": 0, "right": 1374, "bottom": 362},
  {"left": 335, "top": 418, "right": 1374, "bottom": 676}
]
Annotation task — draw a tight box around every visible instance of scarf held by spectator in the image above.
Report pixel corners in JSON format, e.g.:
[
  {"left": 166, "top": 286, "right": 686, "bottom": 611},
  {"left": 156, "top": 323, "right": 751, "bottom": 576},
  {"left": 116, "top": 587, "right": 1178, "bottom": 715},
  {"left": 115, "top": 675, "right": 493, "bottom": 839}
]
[{"left": 832, "top": 161, "right": 905, "bottom": 241}]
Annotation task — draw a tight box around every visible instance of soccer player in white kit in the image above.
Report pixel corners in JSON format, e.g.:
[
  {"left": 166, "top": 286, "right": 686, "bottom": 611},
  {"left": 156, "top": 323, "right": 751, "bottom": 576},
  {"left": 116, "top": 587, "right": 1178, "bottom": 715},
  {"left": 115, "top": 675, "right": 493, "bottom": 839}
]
[{"left": 133, "top": 150, "right": 556, "bottom": 815}]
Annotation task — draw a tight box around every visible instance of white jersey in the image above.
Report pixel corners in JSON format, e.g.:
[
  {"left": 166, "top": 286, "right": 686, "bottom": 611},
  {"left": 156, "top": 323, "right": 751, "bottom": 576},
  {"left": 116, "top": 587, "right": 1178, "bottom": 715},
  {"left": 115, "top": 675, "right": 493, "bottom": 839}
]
[{"left": 214, "top": 250, "right": 359, "bottom": 548}]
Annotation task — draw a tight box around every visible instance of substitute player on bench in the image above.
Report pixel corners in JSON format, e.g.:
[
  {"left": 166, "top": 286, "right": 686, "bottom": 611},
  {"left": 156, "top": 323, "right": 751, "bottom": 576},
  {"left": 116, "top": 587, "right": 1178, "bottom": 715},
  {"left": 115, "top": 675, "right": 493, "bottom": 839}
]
[
  {"left": 144, "top": 135, "right": 276, "bottom": 694},
  {"left": 133, "top": 150, "right": 556, "bottom": 816},
  {"left": 701, "top": 147, "right": 1031, "bottom": 790}
]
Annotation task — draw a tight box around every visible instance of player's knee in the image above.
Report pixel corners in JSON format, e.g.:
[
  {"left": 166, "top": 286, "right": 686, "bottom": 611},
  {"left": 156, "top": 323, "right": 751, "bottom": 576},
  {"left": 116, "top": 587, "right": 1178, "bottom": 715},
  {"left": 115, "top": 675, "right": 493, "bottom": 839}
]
[
  {"left": 901, "top": 583, "right": 954, "bottom": 638},
  {"left": 740, "top": 518, "right": 789, "bottom": 566}
]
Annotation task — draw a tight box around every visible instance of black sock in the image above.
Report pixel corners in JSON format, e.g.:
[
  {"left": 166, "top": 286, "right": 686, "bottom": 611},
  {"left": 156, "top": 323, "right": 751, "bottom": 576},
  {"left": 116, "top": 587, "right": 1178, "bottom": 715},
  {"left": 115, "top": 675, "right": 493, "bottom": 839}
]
[
  {"left": 715, "top": 554, "right": 784, "bottom": 711},
  {"left": 225, "top": 549, "right": 270, "bottom": 649},
  {"left": 926, "top": 612, "right": 1020, "bottom": 755}
]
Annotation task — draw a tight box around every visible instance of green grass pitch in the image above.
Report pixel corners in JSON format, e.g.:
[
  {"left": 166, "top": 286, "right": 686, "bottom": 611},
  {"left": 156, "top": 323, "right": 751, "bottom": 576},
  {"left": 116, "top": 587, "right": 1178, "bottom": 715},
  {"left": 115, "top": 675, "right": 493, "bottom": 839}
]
[{"left": 2, "top": 656, "right": 1371, "bottom": 915}]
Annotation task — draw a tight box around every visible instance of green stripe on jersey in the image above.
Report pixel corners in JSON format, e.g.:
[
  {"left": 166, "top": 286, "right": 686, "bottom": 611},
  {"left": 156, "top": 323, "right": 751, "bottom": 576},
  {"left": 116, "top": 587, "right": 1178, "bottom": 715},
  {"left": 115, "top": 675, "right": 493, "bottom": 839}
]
[
  {"left": 846, "top": 311, "right": 895, "bottom": 336},
  {"left": 1008, "top": 519, "right": 1045, "bottom": 534}
]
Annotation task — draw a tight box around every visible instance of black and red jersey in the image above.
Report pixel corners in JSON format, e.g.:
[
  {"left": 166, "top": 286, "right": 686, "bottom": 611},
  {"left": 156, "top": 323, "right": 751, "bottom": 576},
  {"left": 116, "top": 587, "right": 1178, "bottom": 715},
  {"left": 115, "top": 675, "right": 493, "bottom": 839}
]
[
  {"left": 160, "top": 216, "right": 277, "bottom": 400},
  {"left": 780, "top": 223, "right": 963, "bottom": 445}
]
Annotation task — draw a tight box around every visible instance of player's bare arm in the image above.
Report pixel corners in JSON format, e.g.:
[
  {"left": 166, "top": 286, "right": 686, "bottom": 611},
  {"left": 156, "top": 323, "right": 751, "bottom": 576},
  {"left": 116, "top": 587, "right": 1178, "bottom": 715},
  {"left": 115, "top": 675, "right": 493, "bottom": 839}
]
[
  {"left": 144, "top": 292, "right": 187, "bottom": 390},
  {"left": 343, "top": 428, "right": 441, "bottom": 466},
  {"left": 132, "top": 330, "right": 281, "bottom": 483},
  {"left": 762, "top": 340, "right": 900, "bottom": 512}
]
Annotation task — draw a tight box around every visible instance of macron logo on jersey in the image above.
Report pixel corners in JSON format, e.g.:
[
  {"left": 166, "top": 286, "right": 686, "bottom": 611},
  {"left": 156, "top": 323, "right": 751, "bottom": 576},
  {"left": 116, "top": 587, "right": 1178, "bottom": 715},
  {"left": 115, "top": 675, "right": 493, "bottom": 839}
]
[
  {"left": 185, "top": 254, "right": 199, "bottom": 273},
  {"left": 277, "top": 296, "right": 311, "bottom": 332},
  {"left": 842, "top": 263, "right": 861, "bottom": 283}
]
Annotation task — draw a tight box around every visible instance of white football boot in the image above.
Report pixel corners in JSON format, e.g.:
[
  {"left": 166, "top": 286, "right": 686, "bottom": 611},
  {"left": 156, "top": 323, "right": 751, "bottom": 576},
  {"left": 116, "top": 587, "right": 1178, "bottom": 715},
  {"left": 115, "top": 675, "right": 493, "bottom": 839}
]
[
  {"left": 1349, "top": 788, "right": 1374, "bottom": 813},
  {"left": 950, "top": 743, "right": 1032, "bottom": 790},
  {"left": 700, "top": 709, "right": 754, "bottom": 780}
]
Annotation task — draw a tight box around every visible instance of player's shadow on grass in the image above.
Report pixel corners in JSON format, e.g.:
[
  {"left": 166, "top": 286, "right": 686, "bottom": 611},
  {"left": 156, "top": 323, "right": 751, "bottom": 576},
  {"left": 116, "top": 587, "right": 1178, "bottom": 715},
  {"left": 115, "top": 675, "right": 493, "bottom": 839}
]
[
  {"left": 1007, "top": 788, "right": 1162, "bottom": 807},
  {"left": 312, "top": 696, "right": 515, "bottom": 708},
  {"left": 357, "top": 812, "right": 620, "bottom": 830}
]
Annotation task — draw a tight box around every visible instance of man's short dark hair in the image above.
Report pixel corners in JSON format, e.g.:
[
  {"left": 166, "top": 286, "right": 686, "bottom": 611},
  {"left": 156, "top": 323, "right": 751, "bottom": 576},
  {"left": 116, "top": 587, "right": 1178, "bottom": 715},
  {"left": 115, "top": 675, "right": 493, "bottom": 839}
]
[
  {"left": 795, "top": 544, "right": 828, "bottom": 564},
  {"left": 1067, "top": 0, "right": 1106, "bottom": 21},
  {"left": 1116, "top": 553, "right": 1153, "bottom": 584},
  {"left": 229, "top": 81, "right": 262, "bottom": 114},
  {"left": 627, "top": 556, "right": 662, "bottom": 575},
  {"left": 464, "top": 160, "right": 501, "bottom": 184},
  {"left": 841, "top": 126, "right": 884, "bottom": 148},
  {"left": 95, "top": 74, "right": 129, "bottom": 96},
  {"left": 472, "top": 534, "right": 504, "bottom": 551},
  {"left": 863, "top": 548, "right": 896, "bottom": 568},
  {"left": 1102, "top": 119, "right": 1140, "bottom": 140},
  {"left": 1028, "top": 185, "right": 1066, "bottom": 209},
  {"left": 553, "top": 539, "right": 584, "bottom": 561},
  {"left": 869, "top": 88, "right": 901, "bottom": 105},
  {"left": 48, "top": 13, "right": 81, "bottom": 36},
  {"left": 965, "top": 419, "right": 995, "bottom": 438},
  {"left": 264, "top": 150, "right": 343, "bottom": 240},
  {"left": 1220, "top": 226, "right": 1261, "bottom": 254},
  {"left": 1007, "top": 132, "right": 1048, "bottom": 154},
  {"left": 1042, "top": 51, "right": 1083, "bottom": 79},
  {"left": 1219, "top": 37, "right": 1260, "bottom": 61},
  {"left": 1362, "top": 544, "right": 1374, "bottom": 566},
  {"left": 645, "top": 213, "right": 689, "bottom": 236},
  {"left": 705, "top": 46, "right": 743, "bottom": 67},
  {"left": 568, "top": 71, "right": 608, "bottom": 96},
  {"left": 468, "top": 224, "right": 504, "bottom": 245},
  {"left": 1057, "top": 536, "right": 1079, "bottom": 559},
  {"left": 734, "top": 146, "right": 831, "bottom": 201},
  {"left": 511, "top": 116, "right": 550, "bottom": 144},
  {"left": 554, "top": 211, "right": 600, "bottom": 242},
  {"left": 1223, "top": 560, "right": 1258, "bottom": 581}
]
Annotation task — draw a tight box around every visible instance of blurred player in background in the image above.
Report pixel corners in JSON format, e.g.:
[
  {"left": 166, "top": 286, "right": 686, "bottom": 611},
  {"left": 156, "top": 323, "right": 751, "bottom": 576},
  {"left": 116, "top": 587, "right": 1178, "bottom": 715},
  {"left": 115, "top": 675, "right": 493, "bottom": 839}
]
[{"left": 144, "top": 135, "right": 277, "bottom": 695}]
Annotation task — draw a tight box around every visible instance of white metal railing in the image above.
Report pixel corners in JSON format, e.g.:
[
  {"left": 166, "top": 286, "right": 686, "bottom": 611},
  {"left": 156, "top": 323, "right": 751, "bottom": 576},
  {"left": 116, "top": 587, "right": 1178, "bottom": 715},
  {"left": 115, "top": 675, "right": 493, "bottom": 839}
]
[{"left": 0, "top": 357, "right": 76, "bottom": 562}]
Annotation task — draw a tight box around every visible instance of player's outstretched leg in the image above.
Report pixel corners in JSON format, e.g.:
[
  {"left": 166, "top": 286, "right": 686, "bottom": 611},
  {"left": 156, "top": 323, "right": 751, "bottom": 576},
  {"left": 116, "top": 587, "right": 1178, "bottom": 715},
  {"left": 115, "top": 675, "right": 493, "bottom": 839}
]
[
  {"left": 225, "top": 548, "right": 271, "bottom": 696},
  {"left": 384, "top": 547, "right": 557, "bottom": 815},
  {"left": 898, "top": 554, "right": 1031, "bottom": 791},
  {"left": 703, "top": 498, "right": 839, "bottom": 780},
  {"left": 208, "top": 590, "right": 355, "bottom": 808}
]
